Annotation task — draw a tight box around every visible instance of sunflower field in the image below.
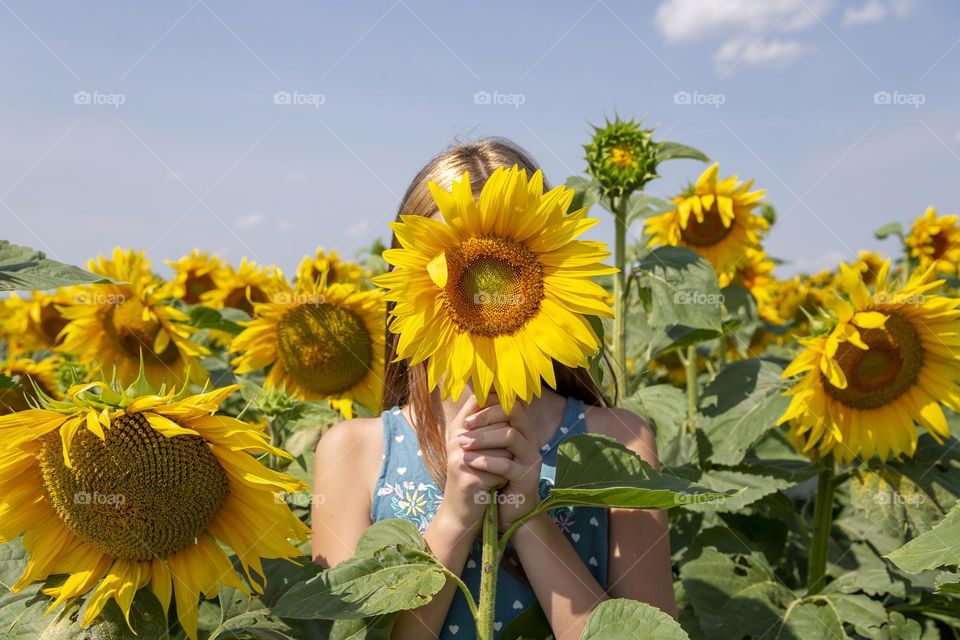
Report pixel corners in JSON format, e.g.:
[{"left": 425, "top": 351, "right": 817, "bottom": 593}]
[{"left": 1, "top": 115, "right": 959, "bottom": 640}]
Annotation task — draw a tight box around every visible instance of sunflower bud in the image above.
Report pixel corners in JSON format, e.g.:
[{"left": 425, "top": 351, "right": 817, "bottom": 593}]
[{"left": 584, "top": 116, "right": 659, "bottom": 199}]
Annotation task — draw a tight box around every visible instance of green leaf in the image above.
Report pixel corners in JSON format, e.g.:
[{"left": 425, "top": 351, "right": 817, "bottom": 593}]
[
  {"left": 624, "top": 193, "right": 676, "bottom": 228},
  {"left": 189, "top": 305, "right": 244, "bottom": 335},
  {"left": 698, "top": 359, "right": 790, "bottom": 466},
  {"left": 874, "top": 222, "right": 903, "bottom": 239},
  {"left": 500, "top": 602, "right": 554, "bottom": 640},
  {"left": 580, "top": 599, "right": 689, "bottom": 639},
  {"left": 657, "top": 141, "right": 711, "bottom": 164},
  {"left": 622, "top": 384, "right": 686, "bottom": 456},
  {"left": 720, "top": 285, "right": 760, "bottom": 356},
  {"left": 849, "top": 467, "right": 944, "bottom": 543},
  {"left": 0, "top": 540, "right": 27, "bottom": 590},
  {"left": 354, "top": 519, "right": 427, "bottom": 556},
  {"left": 684, "top": 468, "right": 794, "bottom": 513},
  {"left": 328, "top": 616, "right": 395, "bottom": 640},
  {"left": 0, "top": 241, "right": 111, "bottom": 291},
  {"left": 634, "top": 247, "right": 723, "bottom": 332},
  {"left": 538, "top": 434, "right": 738, "bottom": 512},
  {"left": 935, "top": 571, "right": 960, "bottom": 595},
  {"left": 886, "top": 503, "right": 960, "bottom": 573},
  {"left": 272, "top": 545, "right": 446, "bottom": 619},
  {"left": 565, "top": 176, "right": 603, "bottom": 214}
]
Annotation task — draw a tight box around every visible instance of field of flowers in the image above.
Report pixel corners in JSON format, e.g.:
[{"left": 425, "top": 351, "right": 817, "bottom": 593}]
[{"left": 0, "top": 116, "right": 958, "bottom": 639}]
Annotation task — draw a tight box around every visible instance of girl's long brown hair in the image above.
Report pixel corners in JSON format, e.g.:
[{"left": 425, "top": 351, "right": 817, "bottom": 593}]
[{"left": 383, "top": 138, "right": 610, "bottom": 488}]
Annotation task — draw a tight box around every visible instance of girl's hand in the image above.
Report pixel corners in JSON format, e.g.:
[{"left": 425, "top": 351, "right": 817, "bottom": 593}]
[
  {"left": 439, "top": 395, "right": 510, "bottom": 535},
  {"left": 460, "top": 398, "right": 542, "bottom": 531}
]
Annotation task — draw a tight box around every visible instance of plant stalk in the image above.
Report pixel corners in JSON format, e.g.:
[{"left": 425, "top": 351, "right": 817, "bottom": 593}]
[
  {"left": 477, "top": 493, "right": 500, "bottom": 640},
  {"left": 807, "top": 454, "right": 836, "bottom": 595},
  {"left": 612, "top": 195, "right": 628, "bottom": 403},
  {"left": 685, "top": 344, "right": 698, "bottom": 433}
]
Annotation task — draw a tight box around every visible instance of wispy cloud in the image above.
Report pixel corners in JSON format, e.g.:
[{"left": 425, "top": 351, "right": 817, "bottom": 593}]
[{"left": 236, "top": 212, "right": 263, "bottom": 230}]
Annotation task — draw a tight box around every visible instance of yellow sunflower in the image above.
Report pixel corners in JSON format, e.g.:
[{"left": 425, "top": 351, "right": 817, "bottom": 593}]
[
  {"left": 778, "top": 260, "right": 960, "bottom": 461},
  {"left": 851, "top": 250, "right": 886, "bottom": 287},
  {"left": 0, "top": 355, "right": 64, "bottom": 413},
  {"left": 230, "top": 279, "right": 384, "bottom": 419},
  {"left": 1, "top": 290, "right": 75, "bottom": 353},
  {"left": 725, "top": 247, "right": 782, "bottom": 324},
  {"left": 905, "top": 206, "right": 960, "bottom": 275},
  {"left": 373, "top": 165, "right": 616, "bottom": 413},
  {"left": 164, "top": 250, "right": 221, "bottom": 304},
  {"left": 645, "top": 162, "right": 767, "bottom": 281},
  {"left": 57, "top": 248, "right": 207, "bottom": 388},
  {"left": 0, "top": 375, "right": 308, "bottom": 639},
  {"left": 295, "top": 248, "right": 365, "bottom": 290},
  {"left": 201, "top": 258, "right": 284, "bottom": 315}
]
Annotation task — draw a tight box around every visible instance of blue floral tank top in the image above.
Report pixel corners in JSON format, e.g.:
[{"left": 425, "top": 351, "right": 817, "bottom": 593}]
[{"left": 371, "top": 398, "right": 609, "bottom": 639}]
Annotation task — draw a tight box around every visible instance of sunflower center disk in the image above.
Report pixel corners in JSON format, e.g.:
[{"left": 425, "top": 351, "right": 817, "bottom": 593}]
[
  {"left": 444, "top": 237, "right": 544, "bottom": 337},
  {"left": 183, "top": 272, "right": 216, "bottom": 304},
  {"left": 276, "top": 303, "right": 373, "bottom": 395},
  {"left": 39, "top": 304, "right": 68, "bottom": 344},
  {"left": 610, "top": 145, "right": 636, "bottom": 168},
  {"left": 39, "top": 412, "right": 229, "bottom": 561},
  {"left": 104, "top": 300, "right": 180, "bottom": 364},
  {"left": 823, "top": 311, "right": 924, "bottom": 410},
  {"left": 681, "top": 206, "right": 733, "bottom": 247},
  {"left": 930, "top": 233, "right": 950, "bottom": 261},
  {"left": 224, "top": 286, "right": 269, "bottom": 315}
]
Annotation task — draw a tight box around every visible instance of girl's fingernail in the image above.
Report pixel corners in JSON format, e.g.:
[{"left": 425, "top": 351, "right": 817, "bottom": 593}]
[
  {"left": 458, "top": 434, "right": 473, "bottom": 447},
  {"left": 464, "top": 416, "right": 476, "bottom": 428}
]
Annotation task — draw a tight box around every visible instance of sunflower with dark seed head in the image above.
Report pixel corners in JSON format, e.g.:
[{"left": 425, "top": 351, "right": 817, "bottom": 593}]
[
  {"left": 584, "top": 116, "right": 659, "bottom": 198},
  {"left": 851, "top": 250, "right": 887, "bottom": 287},
  {"left": 295, "top": 248, "right": 365, "bottom": 290},
  {"left": 2, "top": 290, "right": 75, "bottom": 353},
  {"left": 645, "top": 162, "right": 766, "bottom": 282},
  {"left": 230, "top": 278, "right": 384, "bottom": 418},
  {"left": 778, "top": 260, "right": 960, "bottom": 462},
  {"left": 373, "top": 165, "right": 616, "bottom": 413},
  {"left": 905, "top": 206, "right": 960, "bottom": 275},
  {"left": 726, "top": 247, "right": 781, "bottom": 324},
  {"left": 0, "top": 355, "right": 63, "bottom": 413},
  {"left": 201, "top": 258, "right": 284, "bottom": 315},
  {"left": 164, "top": 250, "right": 221, "bottom": 304},
  {"left": 0, "top": 374, "right": 308, "bottom": 639}
]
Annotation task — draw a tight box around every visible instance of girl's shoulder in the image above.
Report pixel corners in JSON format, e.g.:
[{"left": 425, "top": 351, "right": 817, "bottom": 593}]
[
  {"left": 582, "top": 405, "right": 659, "bottom": 468},
  {"left": 313, "top": 416, "right": 385, "bottom": 484}
]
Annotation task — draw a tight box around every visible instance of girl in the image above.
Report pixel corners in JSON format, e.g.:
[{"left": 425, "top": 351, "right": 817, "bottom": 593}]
[{"left": 312, "top": 138, "right": 675, "bottom": 639}]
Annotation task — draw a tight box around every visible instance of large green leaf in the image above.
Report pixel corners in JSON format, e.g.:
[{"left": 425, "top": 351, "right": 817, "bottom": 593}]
[
  {"left": 886, "top": 503, "right": 960, "bottom": 574},
  {"left": 0, "top": 540, "right": 26, "bottom": 590},
  {"left": 272, "top": 545, "right": 446, "bottom": 620},
  {"left": 622, "top": 384, "right": 686, "bottom": 456},
  {"left": 657, "top": 141, "right": 711, "bottom": 164},
  {"left": 500, "top": 601, "right": 553, "bottom": 640},
  {"left": 633, "top": 247, "right": 722, "bottom": 332},
  {"left": 698, "top": 359, "right": 790, "bottom": 466},
  {"left": 684, "top": 468, "right": 794, "bottom": 513},
  {"left": 0, "top": 241, "right": 110, "bottom": 291},
  {"left": 849, "top": 467, "right": 944, "bottom": 542},
  {"left": 579, "top": 599, "right": 689, "bottom": 639},
  {"left": 354, "top": 519, "right": 427, "bottom": 556},
  {"left": 536, "top": 435, "right": 738, "bottom": 513}
]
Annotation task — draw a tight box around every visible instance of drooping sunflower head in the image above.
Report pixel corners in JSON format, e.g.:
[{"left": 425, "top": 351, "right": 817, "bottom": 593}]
[
  {"left": 164, "top": 249, "right": 221, "bottom": 304},
  {"left": 645, "top": 162, "right": 767, "bottom": 282},
  {"left": 373, "top": 165, "right": 616, "bottom": 412},
  {"left": 57, "top": 248, "right": 208, "bottom": 388},
  {"left": 778, "top": 260, "right": 960, "bottom": 462},
  {"left": 201, "top": 258, "right": 285, "bottom": 315},
  {"left": 295, "top": 248, "right": 365, "bottom": 291},
  {"left": 584, "top": 116, "right": 659, "bottom": 197},
  {"left": 0, "top": 355, "right": 63, "bottom": 413},
  {"left": 230, "top": 279, "right": 384, "bottom": 418},
  {"left": 851, "top": 250, "right": 886, "bottom": 287},
  {"left": 0, "top": 372, "right": 308, "bottom": 639},
  {"left": 905, "top": 206, "right": 960, "bottom": 275},
  {"left": 1, "top": 290, "right": 76, "bottom": 353}
]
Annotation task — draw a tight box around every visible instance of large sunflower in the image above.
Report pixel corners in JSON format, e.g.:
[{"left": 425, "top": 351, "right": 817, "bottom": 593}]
[
  {"left": 778, "top": 261, "right": 960, "bottom": 462},
  {"left": 373, "top": 165, "right": 616, "bottom": 412},
  {"left": 645, "top": 162, "right": 766, "bottom": 281},
  {"left": 0, "top": 355, "right": 63, "bottom": 413},
  {"left": 295, "top": 248, "right": 365, "bottom": 290},
  {"left": 57, "top": 248, "right": 207, "bottom": 388},
  {"left": 905, "top": 206, "right": 960, "bottom": 275},
  {"left": 1, "top": 290, "right": 75, "bottom": 353},
  {"left": 0, "top": 375, "right": 308, "bottom": 639},
  {"left": 230, "top": 279, "right": 384, "bottom": 418},
  {"left": 164, "top": 250, "right": 221, "bottom": 304},
  {"left": 201, "top": 258, "right": 284, "bottom": 315}
]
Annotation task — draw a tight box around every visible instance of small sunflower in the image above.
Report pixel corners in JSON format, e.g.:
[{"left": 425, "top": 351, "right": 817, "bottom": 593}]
[
  {"left": 778, "top": 261, "right": 960, "bottom": 461},
  {"left": 584, "top": 116, "right": 659, "bottom": 197},
  {"left": 645, "top": 162, "right": 767, "bottom": 281},
  {"left": 724, "top": 247, "right": 782, "bottom": 324},
  {"left": 295, "top": 248, "right": 365, "bottom": 291},
  {"left": 373, "top": 165, "right": 616, "bottom": 412},
  {"left": 905, "top": 206, "right": 960, "bottom": 275},
  {"left": 57, "top": 248, "right": 207, "bottom": 388},
  {"left": 0, "top": 355, "right": 64, "bottom": 413},
  {"left": 0, "top": 373, "right": 308, "bottom": 639},
  {"left": 851, "top": 250, "right": 886, "bottom": 287},
  {"left": 201, "top": 258, "right": 284, "bottom": 315},
  {"left": 230, "top": 279, "right": 384, "bottom": 418},
  {"left": 1, "top": 290, "right": 75, "bottom": 353},
  {"left": 164, "top": 250, "right": 221, "bottom": 304}
]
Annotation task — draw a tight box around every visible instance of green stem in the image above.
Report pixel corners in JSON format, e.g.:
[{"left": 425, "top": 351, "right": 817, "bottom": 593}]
[
  {"left": 476, "top": 493, "right": 500, "bottom": 640},
  {"left": 611, "top": 195, "right": 628, "bottom": 403},
  {"left": 267, "top": 418, "right": 282, "bottom": 470},
  {"left": 442, "top": 568, "right": 479, "bottom": 623},
  {"left": 808, "top": 455, "right": 836, "bottom": 595},
  {"left": 685, "top": 344, "right": 698, "bottom": 433}
]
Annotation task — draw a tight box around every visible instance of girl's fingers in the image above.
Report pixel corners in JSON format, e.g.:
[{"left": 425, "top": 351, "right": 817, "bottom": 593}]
[
  {"left": 463, "top": 404, "right": 509, "bottom": 430},
  {"left": 462, "top": 451, "right": 529, "bottom": 481},
  {"left": 458, "top": 424, "right": 533, "bottom": 458}
]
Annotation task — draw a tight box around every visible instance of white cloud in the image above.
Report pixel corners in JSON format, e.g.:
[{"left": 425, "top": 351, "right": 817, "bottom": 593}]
[
  {"left": 715, "top": 37, "right": 814, "bottom": 71},
  {"left": 843, "top": 0, "right": 887, "bottom": 25},
  {"left": 236, "top": 213, "right": 263, "bottom": 230}
]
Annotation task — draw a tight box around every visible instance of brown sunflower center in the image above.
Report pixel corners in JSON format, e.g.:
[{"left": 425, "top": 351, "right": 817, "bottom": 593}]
[
  {"left": 104, "top": 299, "right": 180, "bottom": 364},
  {"left": 224, "top": 285, "right": 269, "bottom": 315},
  {"left": 610, "top": 145, "right": 636, "bottom": 168},
  {"left": 276, "top": 303, "right": 373, "bottom": 395},
  {"left": 442, "top": 237, "right": 543, "bottom": 337},
  {"left": 822, "top": 311, "right": 924, "bottom": 410},
  {"left": 39, "top": 304, "right": 69, "bottom": 345},
  {"left": 38, "top": 412, "right": 229, "bottom": 561},
  {"left": 930, "top": 232, "right": 951, "bottom": 261},
  {"left": 681, "top": 205, "right": 733, "bottom": 247},
  {"left": 183, "top": 272, "right": 216, "bottom": 304}
]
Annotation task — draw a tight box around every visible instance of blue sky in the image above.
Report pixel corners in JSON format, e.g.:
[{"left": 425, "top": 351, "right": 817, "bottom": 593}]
[{"left": 1, "top": 0, "right": 957, "bottom": 278}]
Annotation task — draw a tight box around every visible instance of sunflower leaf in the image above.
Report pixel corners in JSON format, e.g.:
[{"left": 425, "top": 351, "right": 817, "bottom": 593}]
[
  {"left": 565, "top": 176, "right": 603, "bottom": 214},
  {"left": 0, "top": 241, "right": 111, "bottom": 291},
  {"left": 580, "top": 599, "right": 689, "bottom": 639},
  {"left": 886, "top": 503, "right": 960, "bottom": 574},
  {"left": 656, "top": 141, "right": 710, "bottom": 164},
  {"left": 633, "top": 247, "right": 723, "bottom": 333}
]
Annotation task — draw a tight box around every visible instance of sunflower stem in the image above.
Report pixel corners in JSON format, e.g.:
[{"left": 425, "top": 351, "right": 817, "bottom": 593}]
[
  {"left": 808, "top": 454, "right": 836, "bottom": 595},
  {"left": 685, "top": 344, "right": 698, "bottom": 433},
  {"left": 611, "top": 195, "right": 629, "bottom": 403},
  {"left": 477, "top": 492, "right": 500, "bottom": 640}
]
